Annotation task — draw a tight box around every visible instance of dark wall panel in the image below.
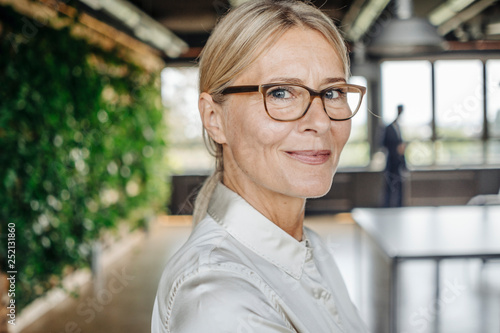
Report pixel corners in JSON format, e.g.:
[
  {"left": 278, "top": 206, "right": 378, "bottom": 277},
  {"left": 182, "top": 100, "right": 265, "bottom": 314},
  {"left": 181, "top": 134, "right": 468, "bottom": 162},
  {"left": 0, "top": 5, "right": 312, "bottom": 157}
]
[{"left": 169, "top": 169, "right": 500, "bottom": 215}]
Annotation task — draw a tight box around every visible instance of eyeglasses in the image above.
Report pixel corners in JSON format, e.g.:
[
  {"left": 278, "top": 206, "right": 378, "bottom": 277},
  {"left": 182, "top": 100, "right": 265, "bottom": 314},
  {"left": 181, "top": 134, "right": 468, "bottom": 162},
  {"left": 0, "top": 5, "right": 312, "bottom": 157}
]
[{"left": 221, "top": 83, "right": 366, "bottom": 122}]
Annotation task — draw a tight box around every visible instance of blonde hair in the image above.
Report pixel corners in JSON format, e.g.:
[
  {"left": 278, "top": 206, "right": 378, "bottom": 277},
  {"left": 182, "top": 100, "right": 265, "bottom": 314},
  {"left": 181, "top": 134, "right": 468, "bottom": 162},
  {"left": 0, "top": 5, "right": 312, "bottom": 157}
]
[{"left": 193, "top": 0, "right": 350, "bottom": 225}]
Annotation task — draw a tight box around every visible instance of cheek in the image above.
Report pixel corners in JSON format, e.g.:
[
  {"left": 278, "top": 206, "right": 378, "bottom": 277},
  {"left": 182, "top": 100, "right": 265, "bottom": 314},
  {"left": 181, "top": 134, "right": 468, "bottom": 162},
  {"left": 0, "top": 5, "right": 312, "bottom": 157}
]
[
  {"left": 224, "top": 102, "right": 292, "bottom": 151},
  {"left": 254, "top": 121, "right": 291, "bottom": 147},
  {"left": 332, "top": 120, "right": 351, "bottom": 149}
]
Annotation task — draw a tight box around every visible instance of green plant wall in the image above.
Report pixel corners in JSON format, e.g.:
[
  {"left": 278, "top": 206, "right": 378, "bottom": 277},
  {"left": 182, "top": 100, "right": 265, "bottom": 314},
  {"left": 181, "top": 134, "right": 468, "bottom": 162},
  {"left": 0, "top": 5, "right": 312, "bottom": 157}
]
[{"left": 0, "top": 7, "right": 169, "bottom": 309}]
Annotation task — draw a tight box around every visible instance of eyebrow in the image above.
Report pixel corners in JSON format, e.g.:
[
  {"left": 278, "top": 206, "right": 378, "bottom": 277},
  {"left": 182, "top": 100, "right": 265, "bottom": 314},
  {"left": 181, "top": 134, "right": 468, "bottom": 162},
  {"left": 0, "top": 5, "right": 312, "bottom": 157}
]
[
  {"left": 323, "top": 77, "right": 347, "bottom": 85},
  {"left": 267, "top": 77, "right": 346, "bottom": 85}
]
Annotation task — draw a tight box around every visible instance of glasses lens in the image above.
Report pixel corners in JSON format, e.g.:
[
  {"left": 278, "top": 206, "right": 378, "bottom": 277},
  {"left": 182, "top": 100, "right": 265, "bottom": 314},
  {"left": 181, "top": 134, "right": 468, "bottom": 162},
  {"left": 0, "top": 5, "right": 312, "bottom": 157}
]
[
  {"left": 264, "top": 84, "right": 363, "bottom": 121},
  {"left": 323, "top": 86, "right": 362, "bottom": 120},
  {"left": 264, "top": 85, "right": 310, "bottom": 121}
]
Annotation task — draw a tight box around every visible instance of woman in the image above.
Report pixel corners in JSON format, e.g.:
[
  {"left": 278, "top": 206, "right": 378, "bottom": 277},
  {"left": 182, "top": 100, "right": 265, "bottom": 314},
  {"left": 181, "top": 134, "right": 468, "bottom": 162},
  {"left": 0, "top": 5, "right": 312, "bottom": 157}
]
[{"left": 152, "top": 1, "right": 368, "bottom": 332}]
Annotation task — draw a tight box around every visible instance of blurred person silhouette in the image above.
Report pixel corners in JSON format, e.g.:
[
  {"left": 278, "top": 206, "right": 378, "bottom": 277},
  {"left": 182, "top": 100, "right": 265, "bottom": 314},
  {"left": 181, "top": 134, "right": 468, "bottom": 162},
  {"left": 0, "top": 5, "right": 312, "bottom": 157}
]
[
  {"left": 382, "top": 104, "right": 406, "bottom": 207},
  {"left": 151, "top": 1, "right": 369, "bottom": 332}
]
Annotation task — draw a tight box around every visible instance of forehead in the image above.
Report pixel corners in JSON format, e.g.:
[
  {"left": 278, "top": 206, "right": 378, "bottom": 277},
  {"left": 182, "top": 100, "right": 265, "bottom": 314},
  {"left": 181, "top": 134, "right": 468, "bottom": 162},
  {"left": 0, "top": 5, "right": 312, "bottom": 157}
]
[{"left": 235, "top": 27, "right": 345, "bottom": 85}]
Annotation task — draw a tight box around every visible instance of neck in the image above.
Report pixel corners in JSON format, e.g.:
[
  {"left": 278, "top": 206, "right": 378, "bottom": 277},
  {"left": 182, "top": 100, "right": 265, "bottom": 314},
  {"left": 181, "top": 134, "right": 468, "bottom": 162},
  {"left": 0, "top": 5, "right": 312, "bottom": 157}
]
[{"left": 223, "top": 174, "right": 305, "bottom": 241}]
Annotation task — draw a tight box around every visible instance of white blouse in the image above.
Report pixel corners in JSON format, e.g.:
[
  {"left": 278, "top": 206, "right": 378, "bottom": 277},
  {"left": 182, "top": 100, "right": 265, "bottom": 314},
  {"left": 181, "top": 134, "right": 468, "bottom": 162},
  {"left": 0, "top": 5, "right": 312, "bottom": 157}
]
[{"left": 152, "top": 183, "right": 368, "bottom": 332}]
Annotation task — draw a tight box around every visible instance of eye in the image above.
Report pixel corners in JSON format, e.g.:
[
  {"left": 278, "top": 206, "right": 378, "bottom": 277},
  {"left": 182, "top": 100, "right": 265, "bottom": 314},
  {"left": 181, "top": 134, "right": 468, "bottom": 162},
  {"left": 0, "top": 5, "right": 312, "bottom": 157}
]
[
  {"left": 267, "top": 87, "right": 294, "bottom": 99},
  {"left": 324, "top": 88, "right": 342, "bottom": 100}
]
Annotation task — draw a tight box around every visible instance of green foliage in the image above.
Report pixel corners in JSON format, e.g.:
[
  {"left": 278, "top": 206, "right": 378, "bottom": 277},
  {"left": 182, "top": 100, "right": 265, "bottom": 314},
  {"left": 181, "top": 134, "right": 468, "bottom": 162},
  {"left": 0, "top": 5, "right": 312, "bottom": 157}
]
[{"left": 0, "top": 7, "right": 169, "bottom": 309}]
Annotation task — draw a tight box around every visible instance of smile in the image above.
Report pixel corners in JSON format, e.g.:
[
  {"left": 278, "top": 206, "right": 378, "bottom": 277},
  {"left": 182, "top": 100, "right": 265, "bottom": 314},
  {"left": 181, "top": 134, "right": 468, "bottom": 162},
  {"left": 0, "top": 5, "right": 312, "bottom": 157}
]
[{"left": 285, "top": 150, "right": 331, "bottom": 165}]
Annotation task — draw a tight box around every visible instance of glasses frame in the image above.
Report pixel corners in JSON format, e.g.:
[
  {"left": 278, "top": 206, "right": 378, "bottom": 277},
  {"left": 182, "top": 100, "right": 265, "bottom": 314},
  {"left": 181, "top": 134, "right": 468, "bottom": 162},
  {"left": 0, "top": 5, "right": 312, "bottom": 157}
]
[{"left": 221, "top": 82, "right": 367, "bottom": 121}]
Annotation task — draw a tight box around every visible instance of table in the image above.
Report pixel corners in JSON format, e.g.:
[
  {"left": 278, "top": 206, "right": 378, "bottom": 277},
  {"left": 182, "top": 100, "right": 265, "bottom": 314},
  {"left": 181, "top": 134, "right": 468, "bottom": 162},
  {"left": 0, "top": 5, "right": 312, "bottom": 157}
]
[{"left": 352, "top": 205, "right": 500, "bottom": 333}]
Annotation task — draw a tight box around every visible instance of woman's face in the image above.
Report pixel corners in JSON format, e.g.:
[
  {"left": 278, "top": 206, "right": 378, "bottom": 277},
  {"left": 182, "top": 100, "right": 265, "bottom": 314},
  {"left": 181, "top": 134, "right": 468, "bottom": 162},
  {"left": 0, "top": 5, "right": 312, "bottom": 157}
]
[{"left": 217, "top": 27, "right": 351, "bottom": 199}]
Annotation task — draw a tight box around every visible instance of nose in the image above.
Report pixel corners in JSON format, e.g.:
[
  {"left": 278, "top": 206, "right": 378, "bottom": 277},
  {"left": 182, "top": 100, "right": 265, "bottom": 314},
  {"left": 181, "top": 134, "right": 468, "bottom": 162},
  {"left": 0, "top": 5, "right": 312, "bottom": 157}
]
[{"left": 298, "top": 95, "right": 330, "bottom": 134}]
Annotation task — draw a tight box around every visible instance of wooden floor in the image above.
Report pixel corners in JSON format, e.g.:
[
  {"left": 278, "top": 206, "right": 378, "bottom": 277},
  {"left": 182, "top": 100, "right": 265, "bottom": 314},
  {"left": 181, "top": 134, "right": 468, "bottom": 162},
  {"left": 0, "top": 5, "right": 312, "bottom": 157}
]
[{"left": 18, "top": 214, "right": 500, "bottom": 333}]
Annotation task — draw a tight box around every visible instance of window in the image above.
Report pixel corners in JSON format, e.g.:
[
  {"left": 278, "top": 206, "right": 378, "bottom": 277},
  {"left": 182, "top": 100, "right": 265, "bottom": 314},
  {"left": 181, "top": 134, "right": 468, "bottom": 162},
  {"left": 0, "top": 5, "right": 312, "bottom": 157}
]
[
  {"left": 435, "top": 60, "right": 484, "bottom": 139},
  {"left": 161, "top": 67, "right": 213, "bottom": 173},
  {"left": 381, "top": 61, "right": 433, "bottom": 166},
  {"left": 435, "top": 60, "right": 484, "bottom": 166},
  {"left": 381, "top": 58, "right": 500, "bottom": 168},
  {"left": 487, "top": 60, "right": 500, "bottom": 164}
]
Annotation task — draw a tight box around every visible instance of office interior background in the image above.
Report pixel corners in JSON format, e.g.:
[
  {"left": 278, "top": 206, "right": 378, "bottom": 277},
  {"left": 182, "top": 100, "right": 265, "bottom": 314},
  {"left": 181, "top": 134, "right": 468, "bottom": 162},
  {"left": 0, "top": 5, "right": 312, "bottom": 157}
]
[{"left": 1, "top": 0, "right": 500, "bottom": 332}]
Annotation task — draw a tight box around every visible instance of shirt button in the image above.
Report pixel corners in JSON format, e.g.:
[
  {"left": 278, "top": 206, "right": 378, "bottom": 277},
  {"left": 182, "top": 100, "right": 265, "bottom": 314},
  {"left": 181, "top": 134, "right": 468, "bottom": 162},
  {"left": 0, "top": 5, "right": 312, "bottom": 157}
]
[
  {"left": 313, "top": 288, "right": 322, "bottom": 299},
  {"left": 305, "top": 249, "right": 313, "bottom": 261}
]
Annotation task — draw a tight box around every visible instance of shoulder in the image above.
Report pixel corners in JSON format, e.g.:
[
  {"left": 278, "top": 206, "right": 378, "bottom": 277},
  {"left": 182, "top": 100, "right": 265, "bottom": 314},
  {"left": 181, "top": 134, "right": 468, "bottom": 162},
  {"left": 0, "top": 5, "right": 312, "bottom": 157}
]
[
  {"left": 155, "top": 216, "right": 232, "bottom": 293},
  {"left": 153, "top": 218, "right": 294, "bottom": 332},
  {"left": 385, "top": 123, "right": 397, "bottom": 134},
  {"left": 154, "top": 261, "right": 293, "bottom": 333},
  {"left": 166, "top": 263, "right": 292, "bottom": 332}
]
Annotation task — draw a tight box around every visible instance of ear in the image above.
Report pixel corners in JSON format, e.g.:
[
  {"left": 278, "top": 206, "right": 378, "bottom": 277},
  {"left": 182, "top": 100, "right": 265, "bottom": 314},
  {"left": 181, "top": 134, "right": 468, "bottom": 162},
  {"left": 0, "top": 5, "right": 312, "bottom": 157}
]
[{"left": 199, "top": 92, "right": 227, "bottom": 144}]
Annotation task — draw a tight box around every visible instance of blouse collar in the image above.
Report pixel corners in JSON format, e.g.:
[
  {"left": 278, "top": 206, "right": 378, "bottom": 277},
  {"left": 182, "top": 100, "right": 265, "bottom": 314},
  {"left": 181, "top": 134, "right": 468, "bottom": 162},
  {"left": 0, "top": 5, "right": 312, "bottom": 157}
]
[{"left": 207, "top": 182, "right": 308, "bottom": 280}]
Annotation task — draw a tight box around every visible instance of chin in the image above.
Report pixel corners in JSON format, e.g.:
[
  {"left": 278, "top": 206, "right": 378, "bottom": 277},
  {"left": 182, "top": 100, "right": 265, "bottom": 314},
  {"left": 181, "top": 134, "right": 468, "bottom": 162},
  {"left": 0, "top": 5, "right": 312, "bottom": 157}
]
[
  {"left": 303, "top": 187, "right": 332, "bottom": 199},
  {"left": 288, "top": 177, "right": 334, "bottom": 199},
  {"left": 287, "top": 166, "right": 337, "bottom": 199}
]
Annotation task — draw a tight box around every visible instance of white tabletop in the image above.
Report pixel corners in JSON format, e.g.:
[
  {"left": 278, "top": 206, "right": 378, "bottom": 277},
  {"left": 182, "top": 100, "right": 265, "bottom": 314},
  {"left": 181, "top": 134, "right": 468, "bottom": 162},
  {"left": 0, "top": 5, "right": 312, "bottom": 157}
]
[{"left": 352, "top": 205, "right": 500, "bottom": 259}]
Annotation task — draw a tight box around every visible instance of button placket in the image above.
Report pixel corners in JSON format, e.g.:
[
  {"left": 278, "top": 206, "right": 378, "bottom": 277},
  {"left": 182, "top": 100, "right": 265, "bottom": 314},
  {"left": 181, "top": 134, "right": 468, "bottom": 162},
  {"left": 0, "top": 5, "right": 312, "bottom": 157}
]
[{"left": 304, "top": 247, "right": 346, "bottom": 332}]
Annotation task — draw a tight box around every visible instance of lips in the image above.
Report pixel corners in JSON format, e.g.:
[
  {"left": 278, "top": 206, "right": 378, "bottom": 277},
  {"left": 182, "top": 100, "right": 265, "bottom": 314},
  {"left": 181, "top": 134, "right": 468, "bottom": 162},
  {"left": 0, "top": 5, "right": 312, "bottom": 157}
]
[{"left": 285, "top": 150, "right": 331, "bottom": 165}]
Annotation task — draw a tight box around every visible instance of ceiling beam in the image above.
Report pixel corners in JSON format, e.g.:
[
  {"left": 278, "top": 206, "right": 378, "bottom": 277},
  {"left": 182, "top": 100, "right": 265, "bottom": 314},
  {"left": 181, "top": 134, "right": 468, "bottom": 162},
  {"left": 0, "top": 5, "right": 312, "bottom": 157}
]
[
  {"left": 486, "top": 21, "right": 500, "bottom": 35},
  {"left": 77, "top": 0, "right": 188, "bottom": 57},
  {"left": 345, "top": 0, "right": 391, "bottom": 42},
  {"left": 428, "top": 0, "right": 475, "bottom": 26},
  {"left": 437, "top": 0, "right": 498, "bottom": 35},
  {"left": 159, "top": 14, "right": 217, "bottom": 33},
  {"left": 0, "top": 0, "right": 167, "bottom": 71},
  {"left": 341, "top": 0, "right": 366, "bottom": 28},
  {"left": 447, "top": 39, "right": 500, "bottom": 49}
]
